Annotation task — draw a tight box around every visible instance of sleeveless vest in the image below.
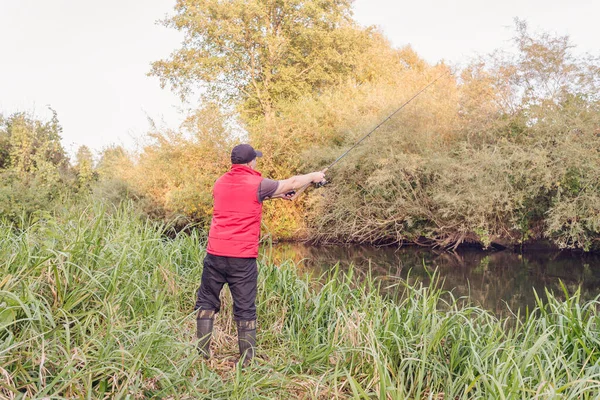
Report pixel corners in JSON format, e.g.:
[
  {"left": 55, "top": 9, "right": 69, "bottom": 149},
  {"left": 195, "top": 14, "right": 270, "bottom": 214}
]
[{"left": 206, "top": 165, "right": 263, "bottom": 258}]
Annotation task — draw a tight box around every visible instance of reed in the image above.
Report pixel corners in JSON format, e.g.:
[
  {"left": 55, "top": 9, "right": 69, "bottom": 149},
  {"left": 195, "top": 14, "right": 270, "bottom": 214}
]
[{"left": 1, "top": 202, "right": 599, "bottom": 398}]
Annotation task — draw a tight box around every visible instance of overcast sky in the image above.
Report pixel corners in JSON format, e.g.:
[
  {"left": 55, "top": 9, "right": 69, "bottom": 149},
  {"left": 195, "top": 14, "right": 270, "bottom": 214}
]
[{"left": 1, "top": 0, "right": 598, "bottom": 155}]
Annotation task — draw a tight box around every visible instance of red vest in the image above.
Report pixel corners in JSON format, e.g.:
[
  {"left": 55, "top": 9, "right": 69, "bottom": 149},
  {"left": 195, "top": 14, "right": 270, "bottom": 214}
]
[{"left": 207, "top": 165, "right": 263, "bottom": 258}]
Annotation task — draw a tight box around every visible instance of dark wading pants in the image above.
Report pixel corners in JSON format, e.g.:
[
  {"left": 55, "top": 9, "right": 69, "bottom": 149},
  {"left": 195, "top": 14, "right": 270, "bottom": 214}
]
[
  {"left": 195, "top": 253, "right": 258, "bottom": 364},
  {"left": 194, "top": 253, "right": 258, "bottom": 320}
]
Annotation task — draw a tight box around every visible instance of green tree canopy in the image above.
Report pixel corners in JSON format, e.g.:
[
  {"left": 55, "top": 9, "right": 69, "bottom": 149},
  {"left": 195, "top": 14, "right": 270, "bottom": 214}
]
[
  {"left": 0, "top": 110, "right": 67, "bottom": 178},
  {"left": 150, "top": 0, "right": 375, "bottom": 121},
  {"left": 0, "top": 110, "right": 72, "bottom": 224}
]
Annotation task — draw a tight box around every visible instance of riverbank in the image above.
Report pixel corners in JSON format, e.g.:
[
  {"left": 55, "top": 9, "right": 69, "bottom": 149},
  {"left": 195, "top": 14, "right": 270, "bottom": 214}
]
[{"left": 2, "top": 203, "right": 600, "bottom": 398}]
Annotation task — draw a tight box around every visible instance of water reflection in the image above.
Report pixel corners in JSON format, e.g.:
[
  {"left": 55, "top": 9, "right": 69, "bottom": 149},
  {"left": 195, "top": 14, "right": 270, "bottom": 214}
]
[{"left": 261, "top": 243, "right": 600, "bottom": 315}]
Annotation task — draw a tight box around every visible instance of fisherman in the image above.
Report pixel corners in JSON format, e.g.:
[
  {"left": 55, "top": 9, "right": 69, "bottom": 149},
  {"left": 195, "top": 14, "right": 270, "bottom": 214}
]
[{"left": 194, "top": 143, "right": 326, "bottom": 366}]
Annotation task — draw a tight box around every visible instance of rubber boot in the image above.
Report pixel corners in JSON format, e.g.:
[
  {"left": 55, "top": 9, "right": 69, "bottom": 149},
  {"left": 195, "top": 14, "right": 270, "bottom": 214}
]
[
  {"left": 196, "top": 310, "right": 215, "bottom": 359},
  {"left": 237, "top": 320, "right": 256, "bottom": 367}
]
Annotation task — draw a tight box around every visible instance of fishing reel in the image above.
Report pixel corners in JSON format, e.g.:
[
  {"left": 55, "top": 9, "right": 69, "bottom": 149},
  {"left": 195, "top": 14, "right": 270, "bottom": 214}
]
[{"left": 314, "top": 179, "right": 329, "bottom": 188}]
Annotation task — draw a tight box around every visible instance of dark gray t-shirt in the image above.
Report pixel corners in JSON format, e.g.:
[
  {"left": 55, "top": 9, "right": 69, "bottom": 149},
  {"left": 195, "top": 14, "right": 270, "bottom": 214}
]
[{"left": 258, "top": 178, "right": 279, "bottom": 202}]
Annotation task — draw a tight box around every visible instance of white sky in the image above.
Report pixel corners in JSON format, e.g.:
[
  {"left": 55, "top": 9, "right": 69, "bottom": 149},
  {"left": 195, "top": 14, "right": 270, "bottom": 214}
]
[{"left": 1, "top": 0, "right": 599, "bottom": 156}]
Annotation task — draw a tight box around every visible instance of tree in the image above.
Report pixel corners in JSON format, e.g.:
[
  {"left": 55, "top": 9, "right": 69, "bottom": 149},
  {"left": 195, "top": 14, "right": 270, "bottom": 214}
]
[
  {"left": 150, "top": 0, "right": 374, "bottom": 122},
  {"left": 0, "top": 110, "right": 67, "bottom": 181},
  {"left": 487, "top": 19, "right": 600, "bottom": 121},
  {"left": 74, "top": 145, "right": 95, "bottom": 190},
  {"left": 0, "top": 110, "right": 71, "bottom": 224}
]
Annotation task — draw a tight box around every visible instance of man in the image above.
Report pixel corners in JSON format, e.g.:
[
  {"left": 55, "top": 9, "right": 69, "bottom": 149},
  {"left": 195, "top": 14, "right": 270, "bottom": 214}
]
[{"left": 194, "top": 143, "right": 326, "bottom": 366}]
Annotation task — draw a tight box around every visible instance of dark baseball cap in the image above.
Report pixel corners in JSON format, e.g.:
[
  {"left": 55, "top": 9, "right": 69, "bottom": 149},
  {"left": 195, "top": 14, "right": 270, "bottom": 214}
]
[{"left": 231, "top": 144, "right": 263, "bottom": 164}]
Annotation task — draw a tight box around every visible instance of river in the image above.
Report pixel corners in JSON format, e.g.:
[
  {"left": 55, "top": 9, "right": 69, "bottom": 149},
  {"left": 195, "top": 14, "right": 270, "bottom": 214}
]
[{"left": 262, "top": 243, "right": 600, "bottom": 315}]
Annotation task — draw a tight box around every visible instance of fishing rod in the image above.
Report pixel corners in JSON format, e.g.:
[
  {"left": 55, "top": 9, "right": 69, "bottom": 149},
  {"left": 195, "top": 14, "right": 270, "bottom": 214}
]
[{"left": 289, "top": 71, "right": 449, "bottom": 200}]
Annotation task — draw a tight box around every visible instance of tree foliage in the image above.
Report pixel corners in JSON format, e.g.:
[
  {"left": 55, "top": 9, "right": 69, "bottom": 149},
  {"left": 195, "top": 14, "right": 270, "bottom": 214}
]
[
  {"left": 0, "top": 111, "right": 72, "bottom": 224},
  {"left": 151, "top": 0, "right": 375, "bottom": 121},
  {"left": 1, "top": 111, "right": 67, "bottom": 177},
  {"left": 74, "top": 145, "right": 96, "bottom": 190}
]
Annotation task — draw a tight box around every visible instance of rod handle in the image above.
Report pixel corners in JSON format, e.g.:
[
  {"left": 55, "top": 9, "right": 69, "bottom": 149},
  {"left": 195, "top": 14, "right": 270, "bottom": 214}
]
[{"left": 289, "top": 183, "right": 311, "bottom": 200}]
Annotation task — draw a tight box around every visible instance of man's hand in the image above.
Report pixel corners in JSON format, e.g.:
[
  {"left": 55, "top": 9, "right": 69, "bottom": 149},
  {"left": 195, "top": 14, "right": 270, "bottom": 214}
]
[{"left": 311, "top": 170, "right": 327, "bottom": 184}]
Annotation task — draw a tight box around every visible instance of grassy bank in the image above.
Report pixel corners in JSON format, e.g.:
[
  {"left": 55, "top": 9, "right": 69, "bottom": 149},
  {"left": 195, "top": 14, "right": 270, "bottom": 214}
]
[{"left": 1, "top": 203, "right": 600, "bottom": 399}]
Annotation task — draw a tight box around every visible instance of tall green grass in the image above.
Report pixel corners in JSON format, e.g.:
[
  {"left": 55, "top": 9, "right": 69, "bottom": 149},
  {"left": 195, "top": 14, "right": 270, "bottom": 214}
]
[{"left": 1, "top": 202, "right": 600, "bottom": 398}]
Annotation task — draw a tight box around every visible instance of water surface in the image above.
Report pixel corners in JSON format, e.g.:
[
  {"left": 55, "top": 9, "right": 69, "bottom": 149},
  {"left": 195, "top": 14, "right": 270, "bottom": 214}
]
[{"left": 262, "top": 243, "right": 600, "bottom": 315}]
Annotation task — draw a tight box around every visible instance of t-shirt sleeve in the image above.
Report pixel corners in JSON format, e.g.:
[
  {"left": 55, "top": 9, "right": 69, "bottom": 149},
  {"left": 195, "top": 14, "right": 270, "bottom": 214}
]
[{"left": 258, "top": 178, "right": 280, "bottom": 202}]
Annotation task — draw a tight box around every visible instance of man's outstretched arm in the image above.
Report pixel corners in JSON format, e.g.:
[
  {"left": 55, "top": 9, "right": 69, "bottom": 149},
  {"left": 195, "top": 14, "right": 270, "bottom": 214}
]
[{"left": 264, "top": 170, "right": 326, "bottom": 201}]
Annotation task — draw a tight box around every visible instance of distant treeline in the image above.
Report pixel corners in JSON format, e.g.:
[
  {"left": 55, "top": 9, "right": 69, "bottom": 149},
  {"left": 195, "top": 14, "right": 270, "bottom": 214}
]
[{"left": 2, "top": 1, "right": 599, "bottom": 251}]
